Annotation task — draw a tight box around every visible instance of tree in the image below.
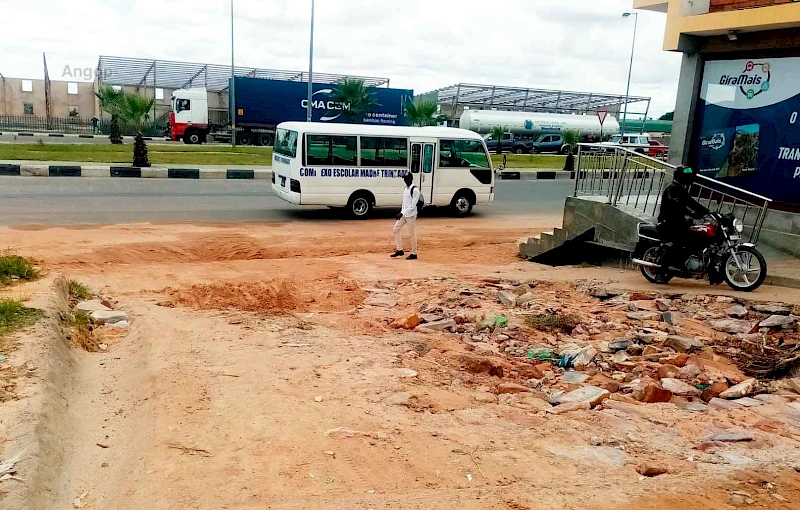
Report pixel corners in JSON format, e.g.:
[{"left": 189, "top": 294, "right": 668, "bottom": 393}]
[
  {"left": 108, "top": 115, "right": 122, "bottom": 144},
  {"left": 659, "top": 111, "right": 674, "bottom": 121},
  {"left": 562, "top": 129, "right": 580, "bottom": 172},
  {"left": 490, "top": 126, "right": 505, "bottom": 155},
  {"left": 95, "top": 85, "right": 124, "bottom": 117},
  {"left": 132, "top": 132, "right": 151, "bottom": 167},
  {"left": 328, "top": 78, "right": 378, "bottom": 121},
  {"left": 118, "top": 93, "right": 155, "bottom": 133},
  {"left": 403, "top": 98, "right": 446, "bottom": 127}
]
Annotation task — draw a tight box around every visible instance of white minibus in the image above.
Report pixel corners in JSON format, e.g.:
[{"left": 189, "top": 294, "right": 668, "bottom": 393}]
[{"left": 271, "top": 122, "right": 495, "bottom": 217}]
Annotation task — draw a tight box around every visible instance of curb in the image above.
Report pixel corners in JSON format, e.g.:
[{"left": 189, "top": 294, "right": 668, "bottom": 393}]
[
  {"left": 0, "top": 163, "right": 271, "bottom": 180},
  {"left": 0, "top": 131, "right": 170, "bottom": 141},
  {"left": 500, "top": 170, "right": 574, "bottom": 180},
  {"left": 764, "top": 274, "right": 800, "bottom": 290}
]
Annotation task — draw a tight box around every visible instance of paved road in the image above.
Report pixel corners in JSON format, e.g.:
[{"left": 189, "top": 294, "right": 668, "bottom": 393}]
[{"left": 0, "top": 177, "right": 573, "bottom": 225}]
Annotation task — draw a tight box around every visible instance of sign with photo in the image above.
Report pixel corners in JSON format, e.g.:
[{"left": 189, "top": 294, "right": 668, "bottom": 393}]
[{"left": 692, "top": 57, "right": 800, "bottom": 205}]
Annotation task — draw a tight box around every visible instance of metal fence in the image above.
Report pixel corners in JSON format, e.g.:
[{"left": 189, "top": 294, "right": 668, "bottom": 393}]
[
  {"left": 574, "top": 144, "right": 771, "bottom": 244},
  {"left": 0, "top": 115, "right": 168, "bottom": 137}
]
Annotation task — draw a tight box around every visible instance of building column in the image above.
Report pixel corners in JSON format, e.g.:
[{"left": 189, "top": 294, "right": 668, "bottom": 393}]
[{"left": 669, "top": 47, "right": 704, "bottom": 166}]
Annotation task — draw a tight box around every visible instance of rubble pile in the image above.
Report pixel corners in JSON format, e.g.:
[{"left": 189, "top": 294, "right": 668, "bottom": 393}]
[{"left": 383, "top": 278, "right": 800, "bottom": 411}]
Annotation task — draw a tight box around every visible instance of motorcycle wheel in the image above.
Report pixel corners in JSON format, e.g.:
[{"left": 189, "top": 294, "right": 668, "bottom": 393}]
[
  {"left": 639, "top": 246, "right": 674, "bottom": 285},
  {"left": 723, "top": 245, "right": 767, "bottom": 292}
]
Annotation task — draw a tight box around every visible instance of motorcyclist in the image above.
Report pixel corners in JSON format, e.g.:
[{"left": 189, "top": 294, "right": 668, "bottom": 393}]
[{"left": 657, "top": 165, "right": 710, "bottom": 270}]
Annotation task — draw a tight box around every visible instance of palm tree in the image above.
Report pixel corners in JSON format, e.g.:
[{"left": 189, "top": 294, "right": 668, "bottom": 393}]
[
  {"left": 118, "top": 93, "right": 155, "bottom": 133},
  {"left": 490, "top": 126, "right": 505, "bottom": 155},
  {"left": 562, "top": 129, "right": 581, "bottom": 172},
  {"left": 403, "top": 98, "right": 447, "bottom": 127},
  {"left": 328, "top": 78, "right": 378, "bottom": 121},
  {"left": 95, "top": 85, "right": 124, "bottom": 117}
]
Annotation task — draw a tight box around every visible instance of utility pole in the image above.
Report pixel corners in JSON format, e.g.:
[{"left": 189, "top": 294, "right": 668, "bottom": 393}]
[
  {"left": 306, "top": 0, "right": 315, "bottom": 122},
  {"left": 230, "top": 0, "right": 237, "bottom": 146},
  {"left": 621, "top": 12, "right": 639, "bottom": 135}
]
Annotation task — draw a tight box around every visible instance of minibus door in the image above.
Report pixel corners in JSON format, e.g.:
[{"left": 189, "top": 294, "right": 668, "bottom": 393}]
[{"left": 410, "top": 141, "right": 435, "bottom": 207}]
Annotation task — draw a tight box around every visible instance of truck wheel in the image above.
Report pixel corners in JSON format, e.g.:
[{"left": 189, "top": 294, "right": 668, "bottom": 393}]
[
  {"left": 183, "top": 130, "right": 202, "bottom": 145},
  {"left": 532, "top": 147, "right": 540, "bottom": 154},
  {"left": 347, "top": 192, "right": 373, "bottom": 219},
  {"left": 257, "top": 133, "right": 274, "bottom": 147},
  {"left": 238, "top": 132, "right": 253, "bottom": 145},
  {"left": 514, "top": 147, "right": 524, "bottom": 155}
]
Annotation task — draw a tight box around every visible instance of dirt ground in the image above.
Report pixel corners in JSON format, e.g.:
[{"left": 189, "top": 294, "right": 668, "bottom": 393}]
[{"left": 1, "top": 214, "right": 800, "bottom": 509}]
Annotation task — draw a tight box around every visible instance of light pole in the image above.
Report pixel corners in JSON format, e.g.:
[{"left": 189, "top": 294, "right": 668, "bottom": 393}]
[
  {"left": 621, "top": 11, "right": 638, "bottom": 135},
  {"left": 230, "top": 0, "right": 236, "bottom": 147},
  {"left": 306, "top": 0, "right": 315, "bottom": 122}
]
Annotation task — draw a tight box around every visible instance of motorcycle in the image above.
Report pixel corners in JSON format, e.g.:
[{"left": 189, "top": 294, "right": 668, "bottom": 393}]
[{"left": 631, "top": 212, "right": 768, "bottom": 292}]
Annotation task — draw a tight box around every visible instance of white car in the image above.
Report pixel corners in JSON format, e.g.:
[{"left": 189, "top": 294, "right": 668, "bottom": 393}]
[{"left": 596, "top": 133, "right": 652, "bottom": 154}]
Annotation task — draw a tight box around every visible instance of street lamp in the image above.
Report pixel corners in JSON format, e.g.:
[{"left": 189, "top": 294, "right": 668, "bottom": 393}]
[
  {"left": 621, "top": 11, "right": 638, "bottom": 135},
  {"left": 230, "top": 0, "right": 236, "bottom": 147},
  {"left": 306, "top": 0, "right": 315, "bottom": 122}
]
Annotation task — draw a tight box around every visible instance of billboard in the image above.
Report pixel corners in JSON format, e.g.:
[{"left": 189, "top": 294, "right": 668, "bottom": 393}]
[
  {"left": 692, "top": 57, "right": 800, "bottom": 205},
  {"left": 233, "top": 77, "right": 413, "bottom": 127}
]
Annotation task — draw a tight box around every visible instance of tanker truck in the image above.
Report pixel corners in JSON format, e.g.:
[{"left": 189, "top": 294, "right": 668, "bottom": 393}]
[{"left": 459, "top": 110, "right": 620, "bottom": 140}]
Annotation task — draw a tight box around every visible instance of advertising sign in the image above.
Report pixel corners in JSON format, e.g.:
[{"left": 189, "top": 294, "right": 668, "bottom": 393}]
[
  {"left": 692, "top": 57, "right": 800, "bottom": 205},
  {"left": 234, "top": 77, "right": 413, "bottom": 127}
]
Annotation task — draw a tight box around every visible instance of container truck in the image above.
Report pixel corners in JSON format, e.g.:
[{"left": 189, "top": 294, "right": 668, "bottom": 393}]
[
  {"left": 459, "top": 110, "right": 620, "bottom": 139},
  {"left": 170, "top": 77, "right": 413, "bottom": 145}
]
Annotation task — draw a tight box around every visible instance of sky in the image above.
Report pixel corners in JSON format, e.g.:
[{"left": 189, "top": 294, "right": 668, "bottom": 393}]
[{"left": 0, "top": 0, "right": 682, "bottom": 117}]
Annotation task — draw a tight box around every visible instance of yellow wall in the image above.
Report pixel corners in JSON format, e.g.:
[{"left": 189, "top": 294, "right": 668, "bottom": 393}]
[{"left": 635, "top": 0, "right": 800, "bottom": 50}]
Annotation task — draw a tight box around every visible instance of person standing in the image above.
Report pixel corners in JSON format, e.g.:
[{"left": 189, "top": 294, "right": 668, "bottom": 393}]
[{"left": 391, "top": 172, "right": 419, "bottom": 260}]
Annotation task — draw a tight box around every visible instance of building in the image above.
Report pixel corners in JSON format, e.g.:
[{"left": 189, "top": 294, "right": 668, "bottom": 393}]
[
  {"left": 636, "top": 0, "right": 800, "bottom": 209},
  {"left": 0, "top": 76, "right": 96, "bottom": 118}
]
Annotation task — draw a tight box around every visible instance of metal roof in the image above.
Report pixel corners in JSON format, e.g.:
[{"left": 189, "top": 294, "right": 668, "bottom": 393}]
[
  {"left": 425, "top": 83, "right": 651, "bottom": 115},
  {"left": 97, "top": 56, "right": 391, "bottom": 92}
]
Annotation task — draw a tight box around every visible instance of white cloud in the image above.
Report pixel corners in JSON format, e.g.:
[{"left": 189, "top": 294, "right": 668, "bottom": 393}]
[{"left": 0, "top": 0, "right": 681, "bottom": 116}]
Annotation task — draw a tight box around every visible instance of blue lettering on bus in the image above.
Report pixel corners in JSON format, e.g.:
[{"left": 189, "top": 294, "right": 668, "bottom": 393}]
[{"left": 299, "top": 168, "right": 412, "bottom": 178}]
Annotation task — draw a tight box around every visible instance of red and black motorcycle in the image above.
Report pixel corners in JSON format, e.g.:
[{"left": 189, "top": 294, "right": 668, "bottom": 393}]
[{"left": 632, "top": 212, "right": 768, "bottom": 292}]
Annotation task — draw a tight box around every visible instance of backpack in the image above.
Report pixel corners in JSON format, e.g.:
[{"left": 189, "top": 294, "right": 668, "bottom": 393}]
[{"left": 411, "top": 185, "right": 425, "bottom": 210}]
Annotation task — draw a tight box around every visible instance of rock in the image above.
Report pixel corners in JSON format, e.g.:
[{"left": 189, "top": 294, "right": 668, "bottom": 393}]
[
  {"left": 393, "top": 313, "right": 421, "bottom": 330},
  {"left": 720, "top": 378, "right": 756, "bottom": 399},
  {"left": 708, "top": 398, "right": 744, "bottom": 410},
  {"left": 314, "top": 396, "right": 324, "bottom": 402},
  {"left": 563, "top": 371, "right": 590, "bottom": 384},
  {"left": 517, "top": 292, "right": 536, "bottom": 305},
  {"left": 549, "top": 386, "right": 610, "bottom": 407},
  {"left": 630, "top": 292, "right": 654, "bottom": 301},
  {"left": 392, "top": 368, "right": 418, "bottom": 378},
  {"left": 786, "top": 377, "right": 800, "bottom": 394},
  {"left": 661, "top": 311, "right": 683, "bottom": 325},
  {"left": 497, "top": 383, "right": 531, "bottom": 394},
  {"left": 365, "top": 293, "right": 397, "bottom": 307},
  {"left": 636, "top": 463, "right": 669, "bottom": 477},
  {"left": 89, "top": 310, "right": 128, "bottom": 325},
  {"left": 657, "top": 365, "right": 680, "bottom": 379},
  {"left": 459, "top": 354, "right": 505, "bottom": 377},
  {"left": 709, "top": 429, "right": 754, "bottom": 442},
  {"left": 546, "top": 401, "right": 591, "bottom": 414},
  {"left": 683, "top": 402, "right": 710, "bottom": 412},
  {"left": 572, "top": 346, "right": 597, "bottom": 370},
  {"left": 665, "top": 335, "right": 703, "bottom": 353},
  {"left": 608, "top": 339, "right": 632, "bottom": 351},
  {"left": 547, "top": 446, "right": 630, "bottom": 467},
  {"left": 75, "top": 300, "right": 110, "bottom": 313},
  {"left": 661, "top": 353, "right": 689, "bottom": 367},
  {"left": 110, "top": 320, "right": 129, "bottom": 329},
  {"left": 572, "top": 324, "right": 588, "bottom": 336},
  {"left": 753, "top": 303, "right": 792, "bottom": 315},
  {"left": 612, "top": 351, "right": 630, "bottom": 364},
  {"left": 514, "top": 284, "right": 532, "bottom": 296},
  {"left": 631, "top": 300, "right": 660, "bottom": 311},
  {"left": 497, "top": 291, "right": 517, "bottom": 306},
  {"left": 419, "top": 313, "right": 443, "bottom": 323},
  {"left": 661, "top": 378, "right": 701, "bottom": 396},
  {"left": 518, "top": 395, "right": 553, "bottom": 411},
  {"left": 656, "top": 299, "right": 672, "bottom": 311},
  {"left": 626, "top": 343, "right": 644, "bottom": 356},
  {"left": 726, "top": 305, "right": 749, "bottom": 318},
  {"left": 418, "top": 318, "right": 457, "bottom": 333},
  {"left": 678, "top": 363, "right": 702, "bottom": 380},
  {"left": 589, "top": 286, "right": 621, "bottom": 300},
  {"left": 716, "top": 296, "right": 735, "bottom": 303},
  {"left": 468, "top": 342, "right": 501, "bottom": 355},
  {"left": 709, "top": 318, "right": 755, "bottom": 335},
  {"left": 637, "top": 382, "right": 673, "bottom": 403},
  {"left": 642, "top": 345, "right": 659, "bottom": 356},
  {"left": 626, "top": 311, "right": 661, "bottom": 321},
  {"left": 590, "top": 373, "right": 621, "bottom": 393},
  {"left": 731, "top": 397, "right": 764, "bottom": 407},
  {"left": 759, "top": 315, "right": 796, "bottom": 328}
]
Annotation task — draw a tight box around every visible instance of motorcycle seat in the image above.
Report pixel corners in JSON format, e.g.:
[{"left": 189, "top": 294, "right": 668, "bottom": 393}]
[{"left": 639, "top": 224, "right": 662, "bottom": 240}]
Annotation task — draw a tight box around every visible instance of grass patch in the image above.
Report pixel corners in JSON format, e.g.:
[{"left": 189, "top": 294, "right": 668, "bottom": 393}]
[
  {"left": 526, "top": 313, "right": 582, "bottom": 332},
  {"left": 0, "top": 255, "right": 39, "bottom": 285},
  {"left": 68, "top": 280, "right": 92, "bottom": 301},
  {"left": 491, "top": 154, "right": 566, "bottom": 169},
  {"left": 64, "top": 310, "right": 101, "bottom": 351},
  {"left": 0, "top": 143, "right": 273, "bottom": 166},
  {"left": 0, "top": 298, "right": 43, "bottom": 342}
]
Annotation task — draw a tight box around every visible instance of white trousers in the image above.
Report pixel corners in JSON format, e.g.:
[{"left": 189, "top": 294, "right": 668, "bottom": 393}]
[{"left": 393, "top": 215, "right": 417, "bottom": 254}]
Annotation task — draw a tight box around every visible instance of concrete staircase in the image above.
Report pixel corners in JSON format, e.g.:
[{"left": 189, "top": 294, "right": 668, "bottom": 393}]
[{"left": 517, "top": 226, "right": 593, "bottom": 262}]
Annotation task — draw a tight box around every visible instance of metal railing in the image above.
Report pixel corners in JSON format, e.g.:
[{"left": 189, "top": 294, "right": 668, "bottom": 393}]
[
  {"left": 0, "top": 114, "right": 168, "bottom": 137},
  {"left": 574, "top": 143, "right": 772, "bottom": 244}
]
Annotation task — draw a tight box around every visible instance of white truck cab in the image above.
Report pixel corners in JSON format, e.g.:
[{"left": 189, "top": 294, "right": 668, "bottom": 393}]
[{"left": 170, "top": 88, "right": 209, "bottom": 144}]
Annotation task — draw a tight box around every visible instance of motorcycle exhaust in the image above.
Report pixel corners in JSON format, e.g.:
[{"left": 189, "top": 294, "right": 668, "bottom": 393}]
[{"left": 631, "top": 258, "right": 661, "bottom": 269}]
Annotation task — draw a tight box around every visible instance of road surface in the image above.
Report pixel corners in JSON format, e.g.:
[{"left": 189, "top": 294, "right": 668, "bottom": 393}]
[{"left": 0, "top": 177, "right": 574, "bottom": 225}]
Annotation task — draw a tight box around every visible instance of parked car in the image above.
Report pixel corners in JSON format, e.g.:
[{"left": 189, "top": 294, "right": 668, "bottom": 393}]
[
  {"left": 483, "top": 133, "right": 534, "bottom": 154},
  {"left": 530, "top": 133, "right": 567, "bottom": 154},
  {"left": 648, "top": 140, "right": 668, "bottom": 158},
  {"left": 596, "top": 133, "right": 652, "bottom": 154}
]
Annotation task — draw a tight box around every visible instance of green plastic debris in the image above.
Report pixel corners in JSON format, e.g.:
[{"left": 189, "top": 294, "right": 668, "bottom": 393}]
[
  {"left": 494, "top": 316, "right": 508, "bottom": 326},
  {"left": 696, "top": 384, "right": 711, "bottom": 390},
  {"left": 527, "top": 347, "right": 555, "bottom": 361},
  {"left": 0, "top": 354, "right": 7, "bottom": 362}
]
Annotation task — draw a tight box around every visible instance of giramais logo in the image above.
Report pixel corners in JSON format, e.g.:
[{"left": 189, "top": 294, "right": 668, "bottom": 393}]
[
  {"left": 701, "top": 133, "right": 726, "bottom": 151},
  {"left": 719, "top": 61, "right": 771, "bottom": 100}
]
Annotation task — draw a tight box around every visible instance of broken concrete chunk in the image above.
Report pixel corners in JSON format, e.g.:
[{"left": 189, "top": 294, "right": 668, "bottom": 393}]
[
  {"left": 608, "top": 339, "right": 632, "bottom": 351},
  {"left": 563, "top": 371, "right": 590, "bottom": 384},
  {"left": 660, "top": 378, "right": 701, "bottom": 396},
  {"left": 664, "top": 335, "right": 704, "bottom": 353},
  {"left": 626, "top": 311, "right": 661, "bottom": 321},
  {"left": 497, "top": 383, "right": 532, "bottom": 394},
  {"left": 546, "top": 401, "right": 591, "bottom": 414},
  {"left": 497, "top": 290, "right": 517, "bottom": 306},
  {"left": 75, "top": 300, "right": 110, "bottom": 313},
  {"left": 719, "top": 378, "right": 756, "bottom": 399},
  {"left": 753, "top": 303, "right": 792, "bottom": 315},
  {"left": 708, "top": 429, "right": 754, "bottom": 442},
  {"left": 364, "top": 293, "right": 397, "bottom": 307},
  {"left": 516, "top": 292, "right": 536, "bottom": 305},
  {"left": 708, "top": 318, "right": 755, "bottom": 335},
  {"left": 418, "top": 318, "right": 457, "bottom": 333},
  {"left": 708, "top": 398, "right": 744, "bottom": 410},
  {"left": 89, "top": 309, "right": 129, "bottom": 325},
  {"left": 549, "top": 386, "right": 610, "bottom": 407},
  {"left": 726, "top": 304, "right": 749, "bottom": 318},
  {"left": 759, "top": 315, "right": 796, "bottom": 328},
  {"left": 418, "top": 313, "right": 443, "bottom": 324},
  {"left": 661, "top": 311, "right": 683, "bottom": 325}
]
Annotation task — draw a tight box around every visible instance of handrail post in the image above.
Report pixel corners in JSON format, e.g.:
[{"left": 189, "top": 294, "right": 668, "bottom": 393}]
[
  {"left": 613, "top": 149, "right": 628, "bottom": 206},
  {"left": 573, "top": 145, "right": 582, "bottom": 197}
]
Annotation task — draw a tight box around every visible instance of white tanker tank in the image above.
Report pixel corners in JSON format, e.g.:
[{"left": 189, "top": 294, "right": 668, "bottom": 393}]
[{"left": 459, "top": 110, "right": 620, "bottom": 138}]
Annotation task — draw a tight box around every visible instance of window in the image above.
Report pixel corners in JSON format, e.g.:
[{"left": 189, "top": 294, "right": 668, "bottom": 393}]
[
  {"left": 176, "top": 99, "right": 191, "bottom": 113},
  {"left": 423, "top": 144, "right": 434, "bottom": 174},
  {"left": 410, "top": 144, "right": 421, "bottom": 173},
  {"left": 553, "top": 135, "right": 562, "bottom": 143},
  {"left": 274, "top": 129, "right": 298, "bottom": 158},
  {"left": 360, "top": 137, "right": 408, "bottom": 167},
  {"left": 502, "top": 133, "right": 512, "bottom": 141},
  {"left": 23, "top": 103, "right": 33, "bottom": 115},
  {"left": 306, "top": 135, "right": 357, "bottom": 166},
  {"left": 156, "top": 88, "right": 164, "bottom": 100},
  {"left": 540, "top": 136, "right": 552, "bottom": 143},
  {"left": 68, "top": 105, "right": 80, "bottom": 117},
  {"left": 439, "top": 139, "right": 490, "bottom": 169},
  {"left": 112, "top": 85, "right": 122, "bottom": 92},
  {"left": 21, "top": 80, "right": 33, "bottom": 92},
  {"left": 67, "top": 82, "right": 79, "bottom": 95}
]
